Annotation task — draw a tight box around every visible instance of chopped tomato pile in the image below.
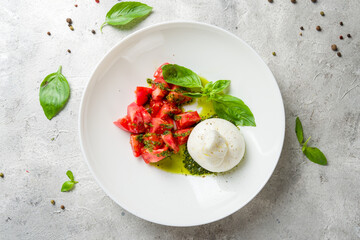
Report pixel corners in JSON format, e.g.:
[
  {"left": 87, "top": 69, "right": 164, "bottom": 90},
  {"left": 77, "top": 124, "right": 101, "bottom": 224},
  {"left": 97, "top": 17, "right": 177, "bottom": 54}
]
[{"left": 113, "top": 63, "right": 201, "bottom": 163}]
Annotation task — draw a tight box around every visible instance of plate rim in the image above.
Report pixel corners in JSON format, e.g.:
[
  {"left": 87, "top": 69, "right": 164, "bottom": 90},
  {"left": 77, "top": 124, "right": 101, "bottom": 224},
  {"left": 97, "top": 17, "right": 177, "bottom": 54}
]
[{"left": 78, "top": 20, "right": 286, "bottom": 227}]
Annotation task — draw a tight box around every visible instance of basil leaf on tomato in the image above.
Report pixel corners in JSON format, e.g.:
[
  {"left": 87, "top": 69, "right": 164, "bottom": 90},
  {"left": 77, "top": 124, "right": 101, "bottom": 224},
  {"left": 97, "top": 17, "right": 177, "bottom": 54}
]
[
  {"left": 182, "top": 92, "right": 203, "bottom": 98},
  {"left": 162, "top": 64, "right": 203, "bottom": 89},
  {"left": 39, "top": 66, "right": 70, "bottom": 120},
  {"left": 213, "top": 94, "right": 256, "bottom": 127},
  {"left": 100, "top": 2, "right": 152, "bottom": 31}
]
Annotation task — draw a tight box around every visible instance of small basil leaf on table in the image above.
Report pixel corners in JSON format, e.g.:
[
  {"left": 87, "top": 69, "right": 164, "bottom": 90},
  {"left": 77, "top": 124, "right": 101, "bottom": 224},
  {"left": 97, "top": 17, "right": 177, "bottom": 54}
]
[
  {"left": 39, "top": 66, "right": 70, "bottom": 120},
  {"left": 61, "top": 181, "right": 75, "bottom": 192},
  {"left": 162, "top": 64, "right": 203, "bottom": 89},
  {"left": 302, "top": 136, "right": 311, "bottom": 152},
  {"left": 66, "top": 170, "right": 74, "bottom": 181},
  {"left": 100, "top": 2, "right": 152, "bottom": 31},
  {"left": 211, "top": 80, "right": 231, "bottom": 94},
  {"left": 303, "top": 147, "right": 327, "bottom": 165},
  {"left": 182, "top": 92, "right": 203, "bottom": 98},
  {"left": 213, "top": 94, "right": 256, "bottom": 127},
  {"left": 295, "top": 117, "right": 304, "bottom": 144}
]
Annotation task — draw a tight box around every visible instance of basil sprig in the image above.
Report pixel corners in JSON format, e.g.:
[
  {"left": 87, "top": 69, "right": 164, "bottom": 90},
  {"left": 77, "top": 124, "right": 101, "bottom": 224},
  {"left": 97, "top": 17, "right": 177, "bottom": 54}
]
[
  {"left": 162, "top": 64, "right": 256, "bottom": 127},
  {"left": 39, "top": 66, "right": 70, "bottom": 120},
  {"left": 295, "top": 117, "right": 327, "bottom": 165},
  {"left": 61, "top": 170, "right": 78, "bottom": 192},
  {"left": 101, "top": 2, "right": 152, "bottom": 32}
]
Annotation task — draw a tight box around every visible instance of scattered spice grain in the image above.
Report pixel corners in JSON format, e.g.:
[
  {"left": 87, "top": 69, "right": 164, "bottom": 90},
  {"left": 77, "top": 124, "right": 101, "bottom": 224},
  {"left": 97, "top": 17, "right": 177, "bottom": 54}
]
[
  {"left": 272, "top": 52, "right": 276, "bottom": 56},
  {"left": 300, "top": 26, "right": 304, "bottom": 30},
  {"left": 67, "top": 49, "right": 71, "bottom": 53},
  {"left": 320, "top": 11, "right": 325, "bottom": 16},
  {"left": 347, "top": 34, "right": 351, "bottom": 38},
  {"left": 339, "top": 35, "right": 344, "bottom": 40},
  {"left": 340, "top": 22, "right": 343, "bottom": 26},
  {"left": 316, "top": 26, "right": 321, "bottom": 31},
  {"left": 66, "top": 18, "right": 72, "bottom": 24},
  {"left": 311, "top": 0, "right": 317, "bottom": 2},
  {"left": 69, "top": 25, "right": 74, "bottom": 31},
  {"left": 60, "top": 205, "right": 65, "bottom": 210},
  {"left": 47, "top": 32, "right": 51, "bottom": 36},
  {"left": 268, "top": 0, "right": 273, "bottom": 3},
  {"left": 91, "top": 29, "right": 96, "bottom": 34},
  {"left": 331, "top": 44, "right": 338, "bottom": 51},
  {"left": 51, "top": 200, "right": 55, "bottom": 205},
  {"left": 0, "top": 173, "right": 4, "bottom": 178},
  {"left": 337, "top": 52, "right": 342, "bottom": 57},
  {"left": 291, "top": 0, "right": 296, "bottom": 3}
]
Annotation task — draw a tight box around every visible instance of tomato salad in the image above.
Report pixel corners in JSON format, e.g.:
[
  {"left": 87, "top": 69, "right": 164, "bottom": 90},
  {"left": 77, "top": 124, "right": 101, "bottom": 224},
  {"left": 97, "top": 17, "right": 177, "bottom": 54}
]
[{"left": 113, "top": 63, "right": 202, "bottom": 163}]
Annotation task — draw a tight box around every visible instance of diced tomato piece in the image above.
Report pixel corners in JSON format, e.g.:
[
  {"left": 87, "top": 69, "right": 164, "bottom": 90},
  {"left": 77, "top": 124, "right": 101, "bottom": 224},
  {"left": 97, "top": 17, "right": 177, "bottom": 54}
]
[
  {"left": 166, "top": 91, "right": 192, "bottom": 105},
  {"left": 174, "top": 128, "right": 193, "bottom": 145},
  {"left": 135, "top": 87, "right": 153, "bottom": 106},
  {"left": 151, "top": 78, "right": 169, "bottom": 101},
  {"left": 149, "top": 100, "right": 164, "bottom": 117},
  {"left": 161, "top": 132, "right": 179, "bottom": 153},
  {"left": 143, "top": 133, "right": 164, "bottom": 150},
  {"left": 130, "top": 134, "right": 143, "bottom": 157},
  {"left": 153, "top": 62, "right": 170, "bottom": 79},
  {"left": 141, "top": 146, "right": 170, "bottom": 163},
  {"left": 150, "top": 118, "right": 174, "bottom": 134},
  {"left": 156, "top": 102, "right": 181, "bottom": 119},
  {"left": 138, "top": 106, "right": 152, "bottom": 128},
  {"left": 127, "top": 102, "right": 147, "bottom": 133},
  {"left": 113, "top": 116, "right": 131, "bottom": 132},
  {"left": 174, "top": 111, "right": 201, "bottom": 129}
]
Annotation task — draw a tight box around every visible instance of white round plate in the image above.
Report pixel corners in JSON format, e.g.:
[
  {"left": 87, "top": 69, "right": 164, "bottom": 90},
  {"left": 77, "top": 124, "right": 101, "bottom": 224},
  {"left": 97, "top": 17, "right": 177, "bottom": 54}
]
[{"left": 79, "top": 22, "right": 285, "bottom": 226}]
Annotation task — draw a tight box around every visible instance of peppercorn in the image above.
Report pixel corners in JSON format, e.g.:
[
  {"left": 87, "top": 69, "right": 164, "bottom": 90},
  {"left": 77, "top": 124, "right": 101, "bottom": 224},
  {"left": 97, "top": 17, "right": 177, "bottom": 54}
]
[
  {"left": 0, "top": 173, "right": 4, "bottom": 178},
  {"left": 75, "top": 4, "right": 78, "bottom": 7},
  {"left": 311, "top": 0, "right": 316, "bottom": 2},
  {"left": 268, "top": 0, "right": 273, "bottom": 3},
  {"left": 337, "top": 52, "right": 342, "bottom": 57},
  {"left": 91, "top": 29, "right": 96, "bottom": 34},
  {"left": 331, "top": 44, "right": 338, "bottom": 51},
  {"left": 272, "top": 52, "right": 276, "bottom": 56},
  {"left": 95, "top": 0, "right": 99, "bottom": 3},
  {"left": 67, "top": 49, "right": 71, "bottom": 53},
  {"left": 300, "top": 26, "right": 304, "bottom": 30},
  {"left": 347, "top": 34, "right": 351, "bottom": 38},
  {"left": 69, "top": 25, "right": 74, "bottom": 31},
  {"left": 60, "top": 205, "right": 65, "bottom": 210},
  {"left": 291, "top": 0, "right": 296, "bottom": 3},
  {"left": 51, "top": 200, "right": 55, "bottom": 205},
  {"left": 316, "top": 26, "right": 321, "bottom": 31},
  {"left": 340, "top": 35, "right": 343, "bottom": 40},
  {"left": 66, "top": 18, "right": 72, "bottom": 24},
  {"left": 340, "top": 22, "right": 343, "bottom": 26},
  {"left": 47, "top": 32, "right": 51, "bottom": 36},
  {"left": 320, "top": 11, "right": 325, "bottom": 16},
  {"left": 299, "top": 32, "right": 303, "bottom": 36}
]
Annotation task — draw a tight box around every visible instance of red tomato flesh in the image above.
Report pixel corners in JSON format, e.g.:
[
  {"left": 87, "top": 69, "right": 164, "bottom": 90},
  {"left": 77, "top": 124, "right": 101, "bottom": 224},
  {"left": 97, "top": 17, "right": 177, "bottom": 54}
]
[
  {"left": 174, "top": 111, "right": 201, "bottom": 129},
  {"left": 130, "top": 134, "right": 143, "bottom": 157},
  {"left": 150, "top": 118, "right": 174, "bottom": 134},
  {"left": 149, "top": 100, "right": 164, "bottom": 117},
  {"left": 174, "top": 128, "right": 193, "bottom": 145},
  {"left": 153, "top": 62, "right": 170, "bottom": 79},
  {"left": 161, "top": 133, "right": 179, "bottom": 153},
  {"left": 135, "top": 87, "right": 153, "bottom": 106},
  {"left": 151, "top": 78, "right": 169, "bottom": 101},
  {"left": 141, "top": 146, "right": 169, "bottom": 163},
  {"left": 166, "top": 91, "right": 192, "bottom": 105},
  {"left": 113, "top": 116, "right": 131, "bottom": 132},
  {"left": 156, "top": 102, "right": 181, "bottom": 119},
  {"left": 143, "top": 133, "right": 164, "bottom": 150}
]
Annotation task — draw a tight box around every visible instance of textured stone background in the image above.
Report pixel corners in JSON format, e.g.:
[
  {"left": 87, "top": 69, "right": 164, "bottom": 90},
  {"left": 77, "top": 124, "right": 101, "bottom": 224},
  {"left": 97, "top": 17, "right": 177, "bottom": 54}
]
[{"left": 1, "top": 0, "right": 360, "bottom": 239}]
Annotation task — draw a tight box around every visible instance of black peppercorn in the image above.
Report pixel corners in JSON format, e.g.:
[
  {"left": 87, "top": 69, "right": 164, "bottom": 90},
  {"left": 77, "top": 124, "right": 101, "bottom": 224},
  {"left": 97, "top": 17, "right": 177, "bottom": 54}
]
[
  {"left": 347, "top": 34, "right": 351, "bottom": 38},
  {"left": 316, "top": 26, "right": 321, "bottom": 31},
  {"left": 340, "top": 22, "right": 343, "bottom": 26},
  {"left": 339, "top": 35, "right": 344, "bottom": 40},
  {"left": 300, "top": 26, "right": 304, "bottom": 30},
  {"left": 291, "top": 0, "right": 296, "bottom": 3},
  {"left": 60, "top": 205, "right": 65, "bottom": 210},
  {"left": 91, "top": 29, "right": 96, "bottom": 34},
  {"left": 47, "top": 32, "right": 51, "bottom": 36},
  {"left": 337, "top": 52, "right": 342, "bottom": 57}
]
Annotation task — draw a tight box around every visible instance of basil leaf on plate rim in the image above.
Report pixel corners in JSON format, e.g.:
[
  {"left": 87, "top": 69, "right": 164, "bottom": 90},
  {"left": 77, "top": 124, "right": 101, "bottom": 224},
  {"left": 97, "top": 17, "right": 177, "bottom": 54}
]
[
  {"left": 39, "top": 66, "right": 70, "bottom": 120},
  {"left": 101, "top": 2, "right": 153, "bottom": 32}
]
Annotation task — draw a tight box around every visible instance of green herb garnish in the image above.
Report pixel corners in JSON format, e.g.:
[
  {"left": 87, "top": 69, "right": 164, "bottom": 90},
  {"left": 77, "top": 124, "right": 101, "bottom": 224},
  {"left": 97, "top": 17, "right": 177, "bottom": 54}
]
[
  {"left": 295, "top": 117, "right": 327, "bottom": 165},
  {"left": 39, "top": 66, "right": 70, "bottom": 120},
  {"left": 162, "top": 64, "right": 256, "bottom": 127},
  {"left": 61, "top": 170, "right": 78, "bottom": 192},
  {"left": 100, "top": 2, "right": 152, "bottom": 32}
]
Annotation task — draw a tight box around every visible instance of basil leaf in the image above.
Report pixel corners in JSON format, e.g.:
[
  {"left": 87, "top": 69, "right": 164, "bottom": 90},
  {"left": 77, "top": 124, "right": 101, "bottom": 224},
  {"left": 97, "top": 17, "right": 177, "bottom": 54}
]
[
  {"left": 213, "top": 94, "right": 256, "bottom": 126},
  {"left": 303, "top": 147, "right": 327, "bottom": 165},
  {"left": 66, "top": 170, "right": 74, "bottom": 181},
  {"left": 183, "top": 92, "right": 203, "bottom": 98},
  {"left": 61, "top": 181, "right": 75, "bottom": 192},
  {"left": 295, "top": 117, "right": 304, "bottom": 144},
  {"left": 100, "top": 2, "right": 152, "bottom": 31},
  {"left": 211, "top": 80, "right": 231, "bottom": 94},
  {"left": 39, "top": 66, "right": 70, "bottom": 120},
  {"left": 162, "top": 64, "right": 203, "bottom": 89}
]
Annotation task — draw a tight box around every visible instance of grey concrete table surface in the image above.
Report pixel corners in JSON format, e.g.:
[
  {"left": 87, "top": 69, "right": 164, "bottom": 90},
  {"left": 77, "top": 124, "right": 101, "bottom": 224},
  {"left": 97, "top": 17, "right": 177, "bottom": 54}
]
[{"left": 1, "top": 0, "right": 359, "bottom": 239}]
